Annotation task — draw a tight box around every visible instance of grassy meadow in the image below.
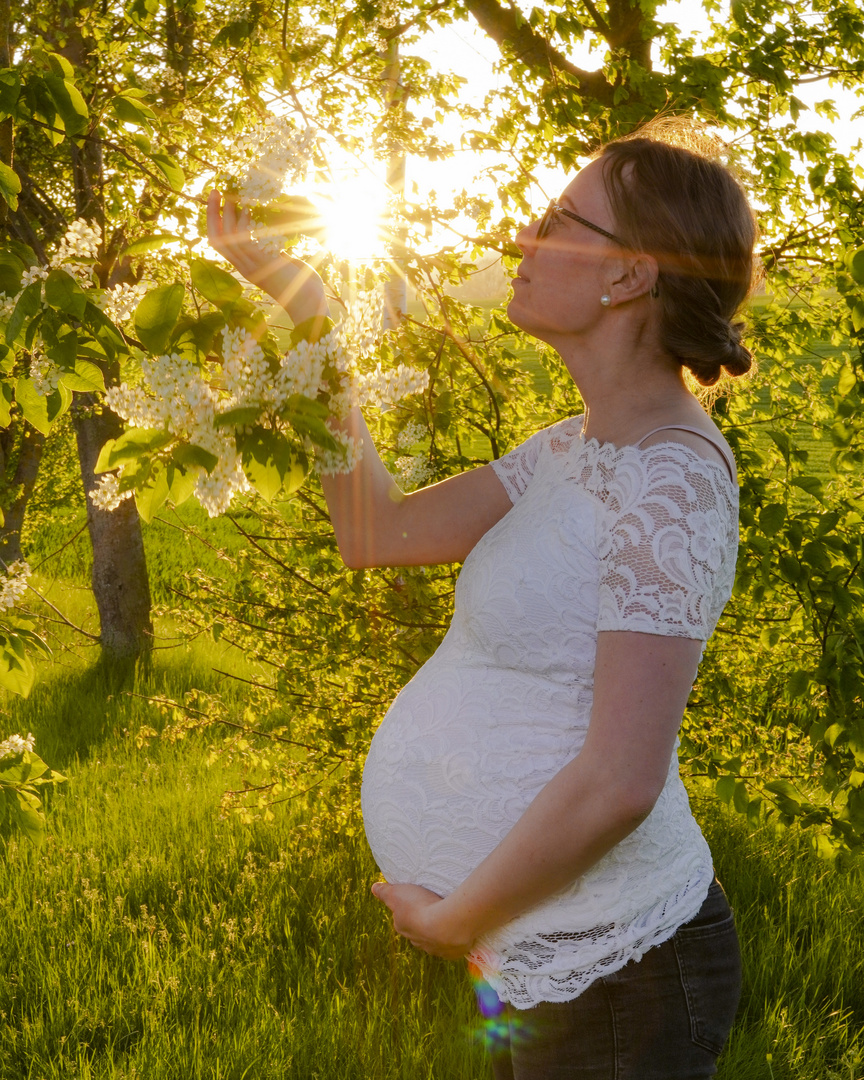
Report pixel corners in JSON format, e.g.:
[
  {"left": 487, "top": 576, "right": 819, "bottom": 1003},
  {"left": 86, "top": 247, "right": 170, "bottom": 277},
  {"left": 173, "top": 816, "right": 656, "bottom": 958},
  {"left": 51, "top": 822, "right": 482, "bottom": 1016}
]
[{"left": 3, "top": 633, "right": 864, "bottom": 1080}]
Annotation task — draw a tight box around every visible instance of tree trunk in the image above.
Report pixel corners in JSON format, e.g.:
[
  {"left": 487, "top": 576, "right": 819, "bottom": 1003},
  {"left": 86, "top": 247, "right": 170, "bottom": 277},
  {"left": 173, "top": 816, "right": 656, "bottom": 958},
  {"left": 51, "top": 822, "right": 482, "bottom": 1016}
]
[
  {"left": 51, "top": 0, "right": 155, "bottom": 664},
  {"left": 74, "top": 398, "right": 153, "bottom": 660},
  {"left": 0, "top": 420, "right": 45, "bottom": 565}
]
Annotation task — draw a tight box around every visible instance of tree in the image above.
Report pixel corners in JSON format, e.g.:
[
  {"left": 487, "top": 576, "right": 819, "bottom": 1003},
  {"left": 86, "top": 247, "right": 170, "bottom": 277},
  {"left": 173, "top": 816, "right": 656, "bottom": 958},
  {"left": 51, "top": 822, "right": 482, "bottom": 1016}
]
[{"left": 1, "top": 0, "right": 864, "bottom": 849}]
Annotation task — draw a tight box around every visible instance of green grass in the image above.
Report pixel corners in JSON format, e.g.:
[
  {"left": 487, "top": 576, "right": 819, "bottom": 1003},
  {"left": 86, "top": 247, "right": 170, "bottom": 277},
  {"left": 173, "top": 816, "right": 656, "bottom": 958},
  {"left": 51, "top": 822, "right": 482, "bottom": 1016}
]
[{"left": 2, "top": 642, "right": 864, "bottom": 1079}]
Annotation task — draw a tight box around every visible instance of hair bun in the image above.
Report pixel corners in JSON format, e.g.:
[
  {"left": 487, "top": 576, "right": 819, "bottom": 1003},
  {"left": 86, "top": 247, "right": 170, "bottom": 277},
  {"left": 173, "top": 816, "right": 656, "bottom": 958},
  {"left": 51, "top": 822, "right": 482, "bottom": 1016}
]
[{"left": 720, "top": 322, "right": 754, "bottom": 379}]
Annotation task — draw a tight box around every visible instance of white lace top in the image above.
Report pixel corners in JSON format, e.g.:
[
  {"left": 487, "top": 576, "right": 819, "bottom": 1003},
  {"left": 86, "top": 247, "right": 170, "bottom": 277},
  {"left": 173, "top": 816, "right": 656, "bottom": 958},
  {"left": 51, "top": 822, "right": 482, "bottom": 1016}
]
[{"left": 361, "top": 415, "right": 739, "bottom": 1009}]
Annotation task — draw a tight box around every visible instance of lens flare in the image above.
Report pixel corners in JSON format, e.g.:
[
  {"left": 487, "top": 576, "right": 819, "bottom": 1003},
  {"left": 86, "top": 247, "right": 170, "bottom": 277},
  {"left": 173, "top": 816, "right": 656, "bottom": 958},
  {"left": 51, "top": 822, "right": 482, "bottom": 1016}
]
[{"left": 313, "top": 172, "right": 390, "bottom": 262}]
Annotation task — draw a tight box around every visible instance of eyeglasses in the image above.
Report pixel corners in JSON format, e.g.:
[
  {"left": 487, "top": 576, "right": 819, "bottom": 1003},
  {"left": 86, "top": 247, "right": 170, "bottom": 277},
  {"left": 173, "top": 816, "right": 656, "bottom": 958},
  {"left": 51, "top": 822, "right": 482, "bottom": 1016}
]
[{"left": 536, "top": 200, "right": 624, "bottom": 246}]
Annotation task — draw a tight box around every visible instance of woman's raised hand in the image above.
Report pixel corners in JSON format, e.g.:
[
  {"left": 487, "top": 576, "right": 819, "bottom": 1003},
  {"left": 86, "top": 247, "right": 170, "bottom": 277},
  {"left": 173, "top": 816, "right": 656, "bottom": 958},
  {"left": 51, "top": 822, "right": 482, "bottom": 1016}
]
[{"left": 206, "top": 190, "right": 328, "bottom": 326}]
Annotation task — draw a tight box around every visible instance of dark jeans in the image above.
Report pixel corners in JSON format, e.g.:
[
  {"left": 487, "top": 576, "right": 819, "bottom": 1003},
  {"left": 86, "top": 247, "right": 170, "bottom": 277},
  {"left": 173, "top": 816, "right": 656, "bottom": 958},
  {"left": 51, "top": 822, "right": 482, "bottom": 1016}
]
[{"left": 481, "top": 880, "right": 741, "bottom": 1080}]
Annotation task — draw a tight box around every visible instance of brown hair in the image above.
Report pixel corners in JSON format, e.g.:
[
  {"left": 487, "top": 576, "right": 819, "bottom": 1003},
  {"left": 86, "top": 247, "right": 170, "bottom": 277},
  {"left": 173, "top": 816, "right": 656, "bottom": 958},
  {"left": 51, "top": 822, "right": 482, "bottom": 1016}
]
[{"left": 598, "top": 122, "right": 758, "bottom": 387}]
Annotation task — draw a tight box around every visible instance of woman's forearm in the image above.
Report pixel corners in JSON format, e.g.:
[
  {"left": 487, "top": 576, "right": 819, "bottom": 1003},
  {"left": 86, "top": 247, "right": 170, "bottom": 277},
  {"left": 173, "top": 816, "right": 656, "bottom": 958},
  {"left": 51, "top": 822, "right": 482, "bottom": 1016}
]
[
  {"left": 434, "top": 752, "right": 653, "bottom": 945},
  {"left": 251, "top": 259, "right": 329, "bottom": 330},
  {"left": 318, "top": 408, "right": 409, "bottom": 568}
]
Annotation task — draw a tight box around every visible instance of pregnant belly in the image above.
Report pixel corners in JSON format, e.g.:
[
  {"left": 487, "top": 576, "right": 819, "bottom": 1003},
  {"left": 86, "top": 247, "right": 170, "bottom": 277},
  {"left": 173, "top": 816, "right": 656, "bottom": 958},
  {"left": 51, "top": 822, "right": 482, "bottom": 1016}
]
[{"left": 360, "top": 665, "right": 588, "bottom": 896}]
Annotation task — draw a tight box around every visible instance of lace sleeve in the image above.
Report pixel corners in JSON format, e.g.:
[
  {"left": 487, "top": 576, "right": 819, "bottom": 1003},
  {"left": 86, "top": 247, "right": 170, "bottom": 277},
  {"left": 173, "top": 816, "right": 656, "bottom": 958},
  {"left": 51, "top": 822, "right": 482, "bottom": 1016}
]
[
  {"left": 595, "top": 447, "right": 738, "bottom": 640},
  {"left": 490, "top": 428, "right": 547, "bottom": 503}
]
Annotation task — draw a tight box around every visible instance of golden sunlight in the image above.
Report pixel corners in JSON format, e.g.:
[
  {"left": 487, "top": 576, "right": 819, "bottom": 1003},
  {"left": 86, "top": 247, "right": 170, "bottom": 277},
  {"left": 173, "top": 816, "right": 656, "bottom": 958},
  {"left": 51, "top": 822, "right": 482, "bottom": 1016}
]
[{"left": 312, "top": 166, "right": 391, "bottom": 262}]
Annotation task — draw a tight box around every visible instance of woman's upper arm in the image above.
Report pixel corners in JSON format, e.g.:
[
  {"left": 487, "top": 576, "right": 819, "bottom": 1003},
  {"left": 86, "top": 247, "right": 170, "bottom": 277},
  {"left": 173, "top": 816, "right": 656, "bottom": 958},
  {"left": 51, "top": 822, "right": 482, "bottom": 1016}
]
[
  {"left": 347, "top": 462, "right": 514, "bottom": 568},
  {"left": 581, "top": 630, "right": 704, "bottom": 816}
]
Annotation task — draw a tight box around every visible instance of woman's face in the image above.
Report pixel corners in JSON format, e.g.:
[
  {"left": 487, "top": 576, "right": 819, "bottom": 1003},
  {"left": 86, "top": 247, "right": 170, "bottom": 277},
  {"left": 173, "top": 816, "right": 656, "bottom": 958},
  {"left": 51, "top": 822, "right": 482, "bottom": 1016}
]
[{"left": 508, "top": 159, "right": 623, "bottom": 345}]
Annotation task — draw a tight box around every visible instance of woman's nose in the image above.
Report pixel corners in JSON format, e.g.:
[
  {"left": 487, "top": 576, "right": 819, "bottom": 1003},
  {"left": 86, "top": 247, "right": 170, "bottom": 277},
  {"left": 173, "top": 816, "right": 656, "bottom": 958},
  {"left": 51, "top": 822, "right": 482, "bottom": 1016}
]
[{"left": 515, "top": 219, "right": 540, "bottom": 254}]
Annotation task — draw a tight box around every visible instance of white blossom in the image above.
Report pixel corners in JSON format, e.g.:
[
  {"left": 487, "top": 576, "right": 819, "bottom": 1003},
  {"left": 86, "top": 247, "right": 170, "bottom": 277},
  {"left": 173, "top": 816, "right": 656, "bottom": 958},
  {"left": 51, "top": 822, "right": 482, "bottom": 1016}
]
[
  {"left": 221, "top": 325, "right": 272, "bottom": 406},
  {"left": 354, "top": 363, "right": 429, "bottom": 407},
  {"left": 30, "top": 350, "right": 62, "bottom": 397},
  {"left": 0, "top": 731, "right": 36, "bottom": 762},
  {"left": 315, "top": 431, "right": 363, "bottom": 476},
  {"left": 194, "top": 452, "right": 251, "bottom": 516},
  {"left": 89, "top": 472, "right": 135, "bottom": 512},
  {"left": 0, "top": 561, "right": 31, "bottom": 612},
  {"left": 396, "top": 421, "right": 427, "bottom": 450},
  {"left": 98, "top": 281, "right": 148, "bottom": 325},
  {"left": 396, "top": 454, "right": 432, "bottom": 490},
  {"left": 54, "top": 218, "right": 101, "bottom": 263},
  {"left": 20, "top": 265, "right": 49, "bottom": 289},
  {"left": 236, "top": 119, "right": 317, "bottom": 205},
  {"left": 234, "top": 118, "right": 318, "bottom": 256}
]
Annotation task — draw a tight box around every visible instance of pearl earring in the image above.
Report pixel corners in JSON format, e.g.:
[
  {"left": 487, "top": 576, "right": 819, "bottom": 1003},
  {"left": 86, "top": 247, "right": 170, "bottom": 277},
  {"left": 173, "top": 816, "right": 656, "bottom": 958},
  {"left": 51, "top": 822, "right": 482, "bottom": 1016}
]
[{"left": 600, "top": 294, "right": 611, "bottom": 307}]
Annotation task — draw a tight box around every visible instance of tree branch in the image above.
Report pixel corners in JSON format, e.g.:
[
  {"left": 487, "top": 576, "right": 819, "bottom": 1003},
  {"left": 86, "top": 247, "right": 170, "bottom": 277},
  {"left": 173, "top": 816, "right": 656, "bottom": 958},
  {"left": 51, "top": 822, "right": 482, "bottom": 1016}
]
[{"left": 464, "top": 0, "right": 615, "bottom": 104}]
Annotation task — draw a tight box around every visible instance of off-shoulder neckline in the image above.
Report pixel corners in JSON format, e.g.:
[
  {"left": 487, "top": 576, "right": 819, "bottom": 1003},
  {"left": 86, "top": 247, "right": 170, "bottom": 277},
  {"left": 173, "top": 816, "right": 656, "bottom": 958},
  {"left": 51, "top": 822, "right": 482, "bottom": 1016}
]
[{"left": 558, "top": 416, "right": 738, "bottom": 485}]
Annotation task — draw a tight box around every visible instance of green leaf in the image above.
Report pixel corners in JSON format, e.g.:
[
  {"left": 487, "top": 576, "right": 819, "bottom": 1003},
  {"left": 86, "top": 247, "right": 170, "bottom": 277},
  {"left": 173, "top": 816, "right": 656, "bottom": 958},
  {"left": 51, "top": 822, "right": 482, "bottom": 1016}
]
[
  {"left": 94, "top": 427, "right": 173, "bottom": 473},
  {"left": 715, "top": 775, "right": 736, "bottom": 803},
  {"left": 149, "top": 152, "right": 185, "bottom": 192},
  {"left": 758, "top": 503, "right": 785, "bottom": 537},
  {"left": 44, "top": 324, "right": 78, "bottom": 369},
  {"left": 44, "top": 268, "right": 88, "bottom": 317},
  {"left": 111, "top": 94, "right": 156, "bottom": 127},
  {"left": 171, "top": 443, "right": 219, "bottom": 473},
  {"left": 191, "top": 259, "right": 243, "bottom": 307},
  {"left": 285, "top": 408, "right": 340, "bottom": 451},
  {"left": 733, "top": 780, "right": 750, "bottom": 816},
  {"left": 787, "top": 669, "right": 810, "bottom": 697},
  {"left": 0, "top": 71, "right": 21, "bottom": 118},
  {"left": 11, "top": 790, "right": 45, "bottom": 845},
  {"left": 15, "top": 378, "right": 72, "bottom": 435},
  {"left": 120, "top": 234, "right": 182, "bottom": 258},
  {"left": 170, "top": 311, "right": 225, "bottom": 354},
  {"left": 850, "top": 247, "right": 864, "bottom": 287},
  {"left": 134, "top": 282, "right": 185, "bottom": 353},
  {"left": 166, "top": 462, "right": 199, "bottom": 505},
  {"left": 5, "top": 280, "right": 42, "bottom": 346},
  {"left": 45, "top": 52, "right": 75, "bottom": 78},
  {"left": 837, "top": 365, "right": 857, "bottom": 397},
  {"left": 212, "top": 19, "right": 255, "bottom": 47},
  {"left": 790, "top": 475, "right": 824, "bottom": 502},
  {"left": 853, "top": 302, "right": 864, "bottom": 334},
  {"left": 214, "top": 405, "right": 262, "bottom": 429},
  {"left": 124, "top": 0, "right": 160, "bottom": 24},
  {"left": 0, "top": 634, "right": 36, "bottom": 698},
  {"left": 0, "top": 251, "right": 24, "bottom": 297},
  {"left": 60, "top": 359, "right": 106, "bottom": 393},
  {"left": 0, "top": 161, "right": 21, "bottom": 212},
  {"left": 135, "top": 462, "right": 171, "bottom": 523},
  {"left": 765, "top": 779, "right": 803, "bottom": 816},
  {"left": 240, "top": 427, "right": 308, "bottom": 502},
  {"left": 44, "top": 75, "right": 89, "bottom": 137},
  {"left": 0, "top": 382, "right": 13, "bottom": 427},
  {"left": 289, "top": 315, "right": 333, "bottom": 346}
]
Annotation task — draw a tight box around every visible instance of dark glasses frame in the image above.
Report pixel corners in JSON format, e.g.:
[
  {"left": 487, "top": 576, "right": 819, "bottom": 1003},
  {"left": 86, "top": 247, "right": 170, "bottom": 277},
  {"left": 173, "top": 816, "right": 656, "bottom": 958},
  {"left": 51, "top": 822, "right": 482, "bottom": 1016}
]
[{"left": 537, "top": 200, "right": 625, "bottom": 246}]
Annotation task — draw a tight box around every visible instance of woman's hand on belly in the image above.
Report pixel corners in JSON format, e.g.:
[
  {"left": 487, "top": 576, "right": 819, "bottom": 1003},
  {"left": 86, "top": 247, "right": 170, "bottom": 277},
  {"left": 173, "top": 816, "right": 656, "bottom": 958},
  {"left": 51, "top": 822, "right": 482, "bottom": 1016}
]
[{"left": 371, "top": 881, "right": 475, "bottom": 960}]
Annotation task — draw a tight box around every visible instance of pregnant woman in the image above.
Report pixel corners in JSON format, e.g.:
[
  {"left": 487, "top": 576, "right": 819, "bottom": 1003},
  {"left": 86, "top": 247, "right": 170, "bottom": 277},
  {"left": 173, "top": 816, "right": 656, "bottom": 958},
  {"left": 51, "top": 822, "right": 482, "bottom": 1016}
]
[{"left": 209, "top": 127, "right": 757, "bottom": 1079}]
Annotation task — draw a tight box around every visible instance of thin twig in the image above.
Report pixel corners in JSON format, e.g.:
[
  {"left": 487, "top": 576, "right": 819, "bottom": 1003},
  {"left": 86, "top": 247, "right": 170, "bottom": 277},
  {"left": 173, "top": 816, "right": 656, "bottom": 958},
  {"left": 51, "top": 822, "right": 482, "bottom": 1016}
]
[{"left": 25, "top": 583, "right": 101, "bottom": 641}]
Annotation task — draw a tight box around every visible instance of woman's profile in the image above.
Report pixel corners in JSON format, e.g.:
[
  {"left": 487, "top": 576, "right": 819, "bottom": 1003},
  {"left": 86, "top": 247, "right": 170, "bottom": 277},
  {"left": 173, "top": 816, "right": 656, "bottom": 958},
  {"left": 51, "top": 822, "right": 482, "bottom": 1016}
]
[{"left": 208, "top": 121, "right": 757, "bottom": 1079}]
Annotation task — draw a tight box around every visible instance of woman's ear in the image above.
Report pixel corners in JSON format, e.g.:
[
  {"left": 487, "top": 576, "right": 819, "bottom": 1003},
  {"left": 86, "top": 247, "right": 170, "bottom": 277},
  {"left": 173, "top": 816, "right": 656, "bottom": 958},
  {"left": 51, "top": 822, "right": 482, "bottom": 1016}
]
[{"left": 608, "top": 254, "right": 659, "bottom": 305}]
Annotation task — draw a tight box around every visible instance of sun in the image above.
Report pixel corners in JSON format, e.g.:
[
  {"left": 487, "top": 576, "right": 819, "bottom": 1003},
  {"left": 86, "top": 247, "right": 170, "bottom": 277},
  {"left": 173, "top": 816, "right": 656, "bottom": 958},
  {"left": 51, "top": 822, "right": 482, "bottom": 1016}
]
[{"left": 312, "top": 165, "right": 391, "bottom": 263}]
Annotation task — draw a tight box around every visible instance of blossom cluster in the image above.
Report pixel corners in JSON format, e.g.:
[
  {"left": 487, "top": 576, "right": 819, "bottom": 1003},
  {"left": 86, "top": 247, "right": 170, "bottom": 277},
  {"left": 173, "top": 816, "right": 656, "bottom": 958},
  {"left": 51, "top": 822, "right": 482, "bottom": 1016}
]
[
  {"left": 0, "top": 731, "right": 36, "bottom": 763},
  {"left": 98, "top": 281, "right": 149, "bottom": 325},
  {"left": 100, "top": 350, "right": 246, "bottom": 516},
  {"left": 0, "top": 561, "right": 31, "bottom": 612},
  {"left": 1, "top": 219, "right": 148, "bottom": 397},
  {"left": 89, "top": 472, "right": 135, "bottom": 512},
  {"left": 94, "top": 292, "right": 428, "bottom": 515},
  {"left": 396, "top": 455, "right": 432, "bottom": 489},
  {"left": 234, "top": 118, "right": 318, "bottom": 257},
  {"left": 396, "top": 421, "right": 428, "bottom": 450},
  {"left": 30, "top": 348, "right": 61, "bottom": 397}
]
